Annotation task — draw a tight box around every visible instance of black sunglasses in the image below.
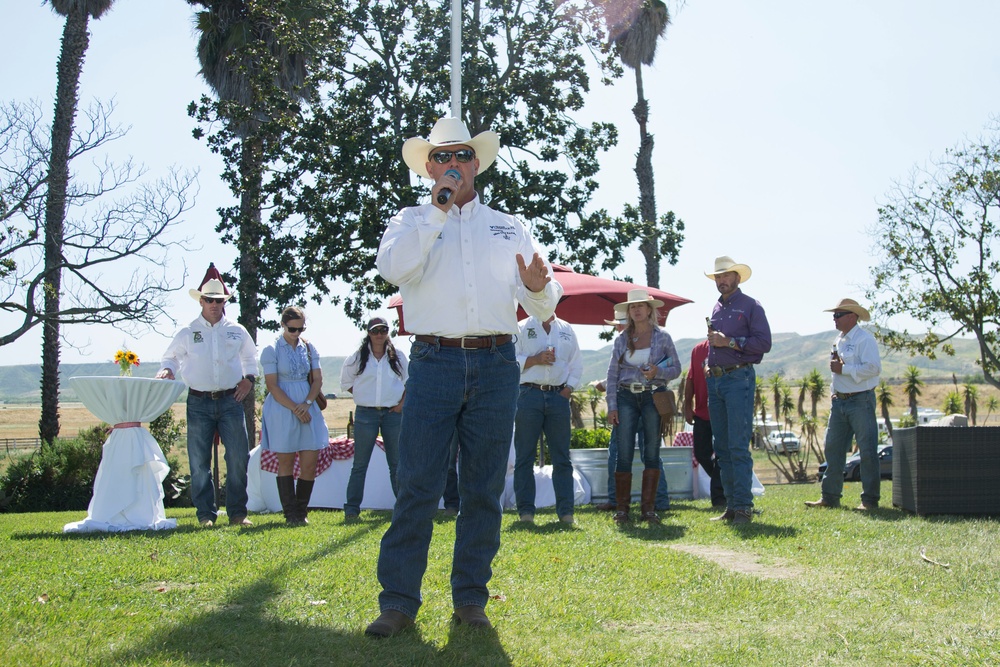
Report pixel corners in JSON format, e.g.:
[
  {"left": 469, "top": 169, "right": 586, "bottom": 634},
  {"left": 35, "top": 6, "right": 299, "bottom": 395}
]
[
  {"left": 202, "top": 297, "right": 226, "bottom": 305},
  {"left": 370, "top": 327, "right": 389, "bottom": 335},
  {"left": 286, "top": 326, "right": 307, "bottom": 333},
  {"left": 832, "top": 312, "right": 852, "bottom": 319},
  {"left": 430, "top": 149, "right": 476, "bottom": 164}
]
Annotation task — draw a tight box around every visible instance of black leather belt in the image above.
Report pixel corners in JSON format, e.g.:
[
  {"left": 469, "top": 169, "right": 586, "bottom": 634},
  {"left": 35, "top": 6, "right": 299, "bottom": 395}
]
[
  {"left": 832, "top": 390, "right": 871, "bottom": 400},
  {"left": 521, "top": 383, "right": 566, "bottom": 392},
  {"left": 188, "top": 387, "right": 237, "bottom": 399},
  {"left": 707, "top": 363, "right": 749, "bottom": 378},
  {"left": 414, "top": 334, "right": 512, "bottom": 349}
]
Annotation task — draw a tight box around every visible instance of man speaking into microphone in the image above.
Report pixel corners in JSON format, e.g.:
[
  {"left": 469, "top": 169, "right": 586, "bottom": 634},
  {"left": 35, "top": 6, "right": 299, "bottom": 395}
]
[{"left": 366, "top": 117, "right": 562, "bottom": 637}]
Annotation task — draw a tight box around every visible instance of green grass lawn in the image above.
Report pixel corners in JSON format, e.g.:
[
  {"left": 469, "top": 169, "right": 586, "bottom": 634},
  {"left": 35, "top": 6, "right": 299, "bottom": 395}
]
[{"left": 2, "top": 483, "right": 998, "bottom": 666}]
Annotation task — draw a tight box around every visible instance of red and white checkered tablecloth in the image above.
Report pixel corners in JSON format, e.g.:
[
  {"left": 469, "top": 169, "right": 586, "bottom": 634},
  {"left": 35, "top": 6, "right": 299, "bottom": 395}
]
[
  {"left": 672, "top": 431, "right": 693, "bottom": 447},
  {"left": 259, "top": 435, "right": 384, "bottom": 479}
]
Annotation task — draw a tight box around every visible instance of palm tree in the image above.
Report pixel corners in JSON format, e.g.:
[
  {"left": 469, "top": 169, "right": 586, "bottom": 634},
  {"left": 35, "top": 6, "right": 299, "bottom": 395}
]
[
  {"left": 807, "top": 369, "right": 826, "bottom": 419},
  {"left": 754, "top": 376, "right": 767, "bottom": 424},
  {"left": 876, "top": 380, "right": 894, "bottom": 440},
  {"left": 985, "top": 396, "right": 999, "bottom": 424},
  {"left": 584, "top": 384, "right": 604, "bottom": 429},
  {"left": 780, "top": 386, "right": 795, "bottom": 431},
  {"left": 943, "top": 390, "right": 963, "bottom": 415},
  {"left": 903, "top": 365, "right": 925, "bottom": 422},
  {"left": 963, "top": 383, "right": 978, "bottom": 425},
  {"left": 606, "top": 0, "right": 671, "bottom": 287},
  {"left": 187, "top": 0, "right": 315, "bottom": 435},
  {"left": 39, "top": 0, "right": 116, "bottom": 447},
  {"left": 768, "top": 372, "right": 783, "bottom": 425},
  {"left": 797, "top": 377, "right": 808, "bottom": 418}
]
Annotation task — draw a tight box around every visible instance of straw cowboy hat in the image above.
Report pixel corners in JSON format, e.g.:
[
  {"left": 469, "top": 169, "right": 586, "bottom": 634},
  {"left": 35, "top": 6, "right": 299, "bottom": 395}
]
[
  {"left": 604, "top": 305, "right": 628, "bottom": 326},
  {"left": 402, "top": 117, "right": 500, "bottom": 179},
  {"left": 615, "top": 288, "right": 664, "bottom": 311},
  {"left": 824, "top": 298, "right": 871, "bottom": 322},
  {"left": 189, "top": 263, "right": 233, "bottom": 302},
  {"left": 705, "top": 255, "right": 752, "bottom": 283}
]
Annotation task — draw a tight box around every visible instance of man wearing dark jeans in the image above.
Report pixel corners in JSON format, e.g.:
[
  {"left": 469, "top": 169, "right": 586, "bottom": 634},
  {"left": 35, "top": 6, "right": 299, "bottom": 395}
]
[
  {"left": 683, "top": 340, "right": 725, "bottom": 507},
  {"left": 156, "top": 266, "right": 258, "bottom": 528}
]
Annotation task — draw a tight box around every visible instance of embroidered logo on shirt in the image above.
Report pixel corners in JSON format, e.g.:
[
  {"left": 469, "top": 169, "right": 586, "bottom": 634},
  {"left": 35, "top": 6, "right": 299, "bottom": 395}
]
[
  {"left": 526, "top": 327, "right": 538, "bottom": 339},
  {"left": 489, "top": 224, "right": 516, "bottom": 241},
  {"left": 226, "top": 331, "right": 242, "bottom": 341},
  {"left": 559, "top": 332, "right": 573, "bottom": 342},
  {"left": 193, "top": 331, "right": 204, "bottom": 343}
]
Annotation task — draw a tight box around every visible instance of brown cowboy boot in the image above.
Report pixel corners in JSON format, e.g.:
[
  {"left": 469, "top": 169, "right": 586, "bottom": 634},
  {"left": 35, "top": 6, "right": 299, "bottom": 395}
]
[
  {"left": 613, "top": 472, "right": 632, "bottom": 525},
  {"left": 640, "top": 468, "right": 661, "bottom": 524}
]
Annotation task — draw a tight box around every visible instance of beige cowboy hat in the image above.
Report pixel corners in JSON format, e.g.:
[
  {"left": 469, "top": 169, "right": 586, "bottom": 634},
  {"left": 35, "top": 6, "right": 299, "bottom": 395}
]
[
  {"left": 824, "top": 298, "right": 871, "bottom": 322},
  {"left": 615, "top": 288, "right": 664, "bottom": 311},
  {"left": 705, "top": 255, "right": 752, "bottom": 283},
  {"left": 604, "top": 305, "right": 628, "bottom": 326},
  {"left": 402, "top": 117, "right": 500, "bottom": 179},
  {"left": 189, "top": 278, "right": 233, "bottom": 302}
]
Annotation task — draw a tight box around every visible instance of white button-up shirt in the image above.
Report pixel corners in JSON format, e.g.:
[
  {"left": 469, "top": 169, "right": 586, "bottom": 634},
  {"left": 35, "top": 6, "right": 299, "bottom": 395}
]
[
  {"left": 515, "top": 317, "right": 583, "bottom": 390},
  {"left": 340, "top": 345, "right": 408, "bottom": 408},
  {"left": 376, "top": 197, "right": 562, "bottom": 336},
  {"left": 831, "top": 324, "right": 882, "bottom": 393},
  {"left": 159, "top": 314, "right": 258, "bottom": 392}
]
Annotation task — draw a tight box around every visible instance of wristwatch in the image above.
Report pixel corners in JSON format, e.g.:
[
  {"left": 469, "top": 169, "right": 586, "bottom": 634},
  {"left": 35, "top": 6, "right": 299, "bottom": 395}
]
[
  {"left": 305, "top": 399, "right": 313, "bottom": 406},
  {"left": 727, "top": 339, "right": 736, "bottom": 349},
  {"left": 243, "top": 374, "right": 256, "bottom": 384}
]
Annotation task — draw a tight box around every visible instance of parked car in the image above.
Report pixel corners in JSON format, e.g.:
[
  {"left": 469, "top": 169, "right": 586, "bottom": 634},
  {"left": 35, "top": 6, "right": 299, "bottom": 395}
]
[
  {"left": 766, "top": 430, "right": 801, "bottom": 453},
  {"left": 817, "top": 445, "right": 893, "bottom": 480}
]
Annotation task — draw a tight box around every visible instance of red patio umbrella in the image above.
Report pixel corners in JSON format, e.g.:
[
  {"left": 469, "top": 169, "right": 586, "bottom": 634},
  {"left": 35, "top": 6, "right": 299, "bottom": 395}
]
[{"left": 387, "top": 265, "right": 691, "bottom": 333}]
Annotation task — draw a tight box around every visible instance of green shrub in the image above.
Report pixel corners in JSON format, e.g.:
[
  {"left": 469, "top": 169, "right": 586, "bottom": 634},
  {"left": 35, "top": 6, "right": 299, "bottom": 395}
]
[
  {"left": 0, "top": 426, "right": 108, "bottom": 512},
  {"left": 570, "top": 428, "right": 611, "bottom": 450}
]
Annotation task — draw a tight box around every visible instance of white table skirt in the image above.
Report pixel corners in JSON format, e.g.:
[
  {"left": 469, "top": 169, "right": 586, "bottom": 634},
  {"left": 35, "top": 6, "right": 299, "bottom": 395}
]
[
  {"left": 248, "top": 442, "right": 592, "bottom": 512},
  {"left": 64, "top": 377, "right": 186, "bottom": 533}
]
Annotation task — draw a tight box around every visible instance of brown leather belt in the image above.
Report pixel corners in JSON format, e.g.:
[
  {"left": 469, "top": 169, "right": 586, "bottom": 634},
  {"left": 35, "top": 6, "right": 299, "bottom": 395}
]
[
  {"left": 832, "top": 389, "right": 871, "bottom": 400},
  {"left": 707, "top": 363, "right": 749, "bottom": 378},
  {"left": 521, "top": 383, "right": 566, "bottom": 392},
  {"left": 414, "top": 334, "right": 512, "bottom": 349},
  {"left": 188, "top": 387, "right": 237, "bottom": 399}
]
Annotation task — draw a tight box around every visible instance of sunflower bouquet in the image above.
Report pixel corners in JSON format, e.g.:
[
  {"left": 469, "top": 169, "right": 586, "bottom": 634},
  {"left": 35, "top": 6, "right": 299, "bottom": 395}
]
[{"left": 114, "top": 348, "right": 140, "bottom": 377}]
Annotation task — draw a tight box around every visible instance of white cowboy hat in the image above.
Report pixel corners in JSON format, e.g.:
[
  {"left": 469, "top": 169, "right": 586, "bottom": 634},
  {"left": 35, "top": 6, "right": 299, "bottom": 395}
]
[
  {"left": 615, "top": 288, "right": 664, "bottom": 311},
  {"left": 402, "top": 117, "right": 500, "bottom": 179},
  {"left": 604, "top": 305, "right": 628, "bottom": 326},
  {"left": 189, "top": 278, "right": 233, "bottom": 302},
  {"left": 824, "top": 298, "right": 871, "bottom": 322},
  {"left": 705, "top": 255, "right": 752, "bottom": 283}
]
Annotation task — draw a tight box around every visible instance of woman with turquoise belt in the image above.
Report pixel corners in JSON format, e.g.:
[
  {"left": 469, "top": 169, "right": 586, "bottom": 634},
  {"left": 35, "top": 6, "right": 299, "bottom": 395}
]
[{"left": 260, "top": 306, "right": 329, "bottom": 525}]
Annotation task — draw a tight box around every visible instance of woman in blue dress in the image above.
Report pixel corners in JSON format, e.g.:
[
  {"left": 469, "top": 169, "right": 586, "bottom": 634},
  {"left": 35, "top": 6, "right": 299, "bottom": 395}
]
[{"left": 260, "top": 306, "right": 328, "bottom": 524}]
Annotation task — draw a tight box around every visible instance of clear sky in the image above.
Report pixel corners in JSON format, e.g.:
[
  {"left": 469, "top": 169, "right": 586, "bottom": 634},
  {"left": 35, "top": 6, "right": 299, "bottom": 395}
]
[{"left": 2, "top": 1, "right": 999, "bottom": 368}]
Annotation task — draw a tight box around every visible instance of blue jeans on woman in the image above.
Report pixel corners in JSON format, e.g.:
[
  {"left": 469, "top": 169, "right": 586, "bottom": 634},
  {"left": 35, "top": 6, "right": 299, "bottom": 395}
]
[
  {"left": 706, "top": 365, "right": 756, "bottom": 511},
  {"left": 344, "top": 406, "right": 402, "bottom": 516},
  {"left": 376, "top": 339, "right": 520, "bottom": 619},
  {"left": 186, "top": 393, "right": 250, "bottom": 523},
  {"left": 604, "top": 426, "right": 671, "bottom": 509},
  {"left": 615, "top": 389, "right": 663, "bottom": 473},
  {"left": 820, "top": 389, "right": 880, "bottom": 507}
]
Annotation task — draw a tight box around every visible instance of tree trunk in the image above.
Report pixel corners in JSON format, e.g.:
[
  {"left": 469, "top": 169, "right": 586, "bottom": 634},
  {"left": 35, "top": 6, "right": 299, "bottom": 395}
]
[
  {"left": 237, "top": 136, "right": 264, "bottom": 442},
  {"left": 40, "top": 9, "right": 91, "bottom": 447},
  {"left": 631, "top": 66, "right": 659, "bottom": 288}
]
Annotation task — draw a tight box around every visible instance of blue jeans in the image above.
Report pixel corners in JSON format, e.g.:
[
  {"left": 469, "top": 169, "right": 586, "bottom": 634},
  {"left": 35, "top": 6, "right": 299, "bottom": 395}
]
[
  {"left": 186, "top": 393, "right": 250, "bottom": 522},
  {"left": 376, "top": 340, "right": 520, "bottom": 619},
  {"left": 513, "top": 386, "right": 574, "bottom": 517},
  {"left": 821, "top": 389, "right": 880, "bottom": 506},
  {"left": 615, "top": 389, "right": 662, "bottom": 472},
  {"left": 604, "top": 426, "right": 671, "bottom": 509},
  {"left": 442, "top": 431, "right": 460, "bottom": 511},
  {"left": 706, "top": 365, "right": 756, "bottom": 511},
  {"left": 345, "top": 406, "right": 402, "bottom": 516}
]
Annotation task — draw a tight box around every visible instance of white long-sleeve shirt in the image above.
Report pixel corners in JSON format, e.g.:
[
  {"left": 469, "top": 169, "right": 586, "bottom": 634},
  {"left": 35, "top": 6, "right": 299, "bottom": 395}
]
[
  {"left": 376, "top": 197, "right": 562, "bottom": 336},
  {"left": 832, "top": 324, "right": 882, "bottom": 393},
  {"left": 159, "top": 314, "right": 258, "bottom": 392},
  {"left": 340, "top": 345, "right": 408, "bottom": 408},
  {"left": 515, "top": 317, "right": 583, "bottom": 390}
]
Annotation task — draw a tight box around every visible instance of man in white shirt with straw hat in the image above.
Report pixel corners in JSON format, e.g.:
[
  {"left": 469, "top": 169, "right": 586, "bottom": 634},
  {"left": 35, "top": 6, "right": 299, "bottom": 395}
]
[
  {"left": 806, "top": 298, "right": 882, "bottom": 511},
  {"left": 368, "top": 117, "right": 562, "bottom": 637}
]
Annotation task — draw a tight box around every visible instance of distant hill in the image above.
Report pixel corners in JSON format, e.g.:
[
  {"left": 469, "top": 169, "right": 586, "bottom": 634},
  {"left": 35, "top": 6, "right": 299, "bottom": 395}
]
[{"left": 0, "top": 332, "right": 987, "bottom": 402}]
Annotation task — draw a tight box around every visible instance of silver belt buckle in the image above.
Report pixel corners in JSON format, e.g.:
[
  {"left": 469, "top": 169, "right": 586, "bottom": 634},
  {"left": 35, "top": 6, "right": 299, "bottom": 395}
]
[
  {"left": 460, "top": 337, "right": 475, "bottom": 350},
  {"left": 629, "top": 383, "right": 645, "bottom": 393},
  {"left": 710, "top": 366, "right": 723, "bottom": 378}
]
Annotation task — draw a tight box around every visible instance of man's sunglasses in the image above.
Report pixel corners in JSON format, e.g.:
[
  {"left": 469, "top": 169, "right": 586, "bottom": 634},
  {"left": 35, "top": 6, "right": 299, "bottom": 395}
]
[
  {"left": 202, "top": 297, "right": 226, "bottom": 305},
  {"left": 832, "top": 312, "right": 852, "bottom": 319},
  {"left": 286, "top": 326, "right": 307, "bottom": 333},
  {"left": 430, "top": 149, "right": 476, "bottom": 164},
  {"left": 370, "top": 327, "right": 389, "bottom": 335}
]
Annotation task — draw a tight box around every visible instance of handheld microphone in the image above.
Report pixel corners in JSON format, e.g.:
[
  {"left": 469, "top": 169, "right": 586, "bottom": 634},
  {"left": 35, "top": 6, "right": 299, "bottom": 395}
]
[{"left": 436, "top": 169, "right": 461, "bottom": 205}]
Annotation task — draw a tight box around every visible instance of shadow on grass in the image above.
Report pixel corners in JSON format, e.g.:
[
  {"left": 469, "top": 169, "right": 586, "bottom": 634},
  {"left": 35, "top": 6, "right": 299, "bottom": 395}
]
[
  {"left": 104, "top": 528, "right": 513, "bottom": 667},
  {"left": 616, "top": 521, "right": 687, "bottom": 542}
]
